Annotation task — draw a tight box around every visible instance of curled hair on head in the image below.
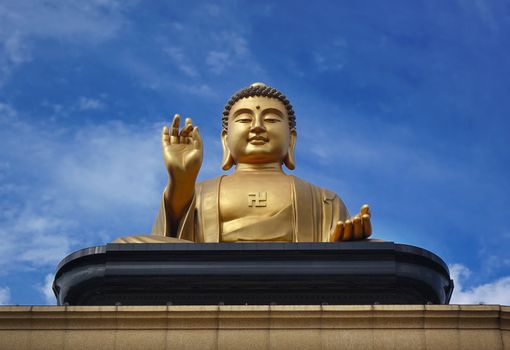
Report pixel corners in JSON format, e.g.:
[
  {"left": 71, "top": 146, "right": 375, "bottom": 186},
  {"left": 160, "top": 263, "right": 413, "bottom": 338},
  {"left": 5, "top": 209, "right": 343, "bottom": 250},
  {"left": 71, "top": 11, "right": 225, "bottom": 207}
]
[{"left": 222, "top": 82, "right": 296, "bottom": 131}]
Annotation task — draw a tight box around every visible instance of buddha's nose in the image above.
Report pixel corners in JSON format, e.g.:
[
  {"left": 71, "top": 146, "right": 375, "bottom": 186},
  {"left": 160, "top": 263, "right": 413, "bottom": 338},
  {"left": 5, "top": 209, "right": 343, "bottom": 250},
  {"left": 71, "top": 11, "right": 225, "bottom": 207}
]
[{"left": 250, "top": 119, "right": 266, "bottom": 133}]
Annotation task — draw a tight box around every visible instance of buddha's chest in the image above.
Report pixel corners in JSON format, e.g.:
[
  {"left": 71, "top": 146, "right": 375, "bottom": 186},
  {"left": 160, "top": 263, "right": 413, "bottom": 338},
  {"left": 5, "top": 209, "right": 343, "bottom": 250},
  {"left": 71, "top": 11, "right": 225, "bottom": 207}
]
[{"left": 219, "top": 174, "right": 293, "bottom": 221}]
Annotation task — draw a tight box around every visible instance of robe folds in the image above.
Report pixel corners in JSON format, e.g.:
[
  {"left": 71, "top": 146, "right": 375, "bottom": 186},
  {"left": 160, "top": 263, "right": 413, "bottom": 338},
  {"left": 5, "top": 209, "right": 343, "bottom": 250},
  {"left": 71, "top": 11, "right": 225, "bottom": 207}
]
[{"left": 151, "top": 175, "right": 350, "bottom": 243}]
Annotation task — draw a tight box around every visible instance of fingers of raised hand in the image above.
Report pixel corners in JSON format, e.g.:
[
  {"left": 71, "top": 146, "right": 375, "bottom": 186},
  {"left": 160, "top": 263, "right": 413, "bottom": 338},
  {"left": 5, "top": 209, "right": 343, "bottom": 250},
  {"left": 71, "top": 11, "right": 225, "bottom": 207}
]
[
  {"left": 192, "top": 126, "right": 202, "bottom": 150},
  {"left": 167, "top": 114, "right": 197, "bottom": 144},
  {"left": 180, "top": 118, "right": 194, "bottom": 144},
  {"left": 162, "top": 126, "right": 170, "bottom": 147},
  {"left": 170, "top": 114, "right": 181, "bottom": 144}
]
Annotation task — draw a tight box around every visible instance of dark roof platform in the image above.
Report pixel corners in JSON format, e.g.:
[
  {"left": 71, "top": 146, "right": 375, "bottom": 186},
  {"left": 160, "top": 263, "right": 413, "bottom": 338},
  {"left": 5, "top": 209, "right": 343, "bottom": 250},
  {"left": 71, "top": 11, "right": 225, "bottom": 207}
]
[{"left": 53, "top": 241, "right": 453, "bottom": 305}]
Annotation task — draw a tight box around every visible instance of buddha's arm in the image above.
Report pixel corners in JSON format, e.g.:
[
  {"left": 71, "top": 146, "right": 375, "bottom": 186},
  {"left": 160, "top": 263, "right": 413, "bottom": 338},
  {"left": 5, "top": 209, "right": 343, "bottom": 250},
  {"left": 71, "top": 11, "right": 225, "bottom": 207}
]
[
  {"left": 161, "top": 114, "right": 203, "bottom": 235},
  {"left": 163, "top": 181, "right": 195, "bottom": 235}
]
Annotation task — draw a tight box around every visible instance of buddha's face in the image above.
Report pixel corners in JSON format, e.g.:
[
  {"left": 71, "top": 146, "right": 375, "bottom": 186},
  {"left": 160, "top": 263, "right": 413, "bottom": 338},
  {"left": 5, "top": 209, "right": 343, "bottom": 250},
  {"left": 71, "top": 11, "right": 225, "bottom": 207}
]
[{"left": 222, "top": 96, "right": 296, "bottom": 167}]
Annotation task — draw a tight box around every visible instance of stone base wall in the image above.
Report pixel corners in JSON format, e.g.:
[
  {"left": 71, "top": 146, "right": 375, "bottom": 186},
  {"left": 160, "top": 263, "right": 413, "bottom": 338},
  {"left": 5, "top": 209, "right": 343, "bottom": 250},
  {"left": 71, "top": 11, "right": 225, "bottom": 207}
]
[{"left": 0, "top": 305, "right": 508, "bottom": 350}]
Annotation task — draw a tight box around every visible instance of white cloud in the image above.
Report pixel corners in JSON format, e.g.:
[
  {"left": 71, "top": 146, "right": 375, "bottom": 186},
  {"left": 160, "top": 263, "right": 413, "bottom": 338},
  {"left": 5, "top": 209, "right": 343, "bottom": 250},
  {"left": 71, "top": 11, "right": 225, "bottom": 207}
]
[
  {"left": 56, "top": 121, "right": 163, "bottom": 210},
  {"left": 298, "top": 118, "right": 451, "bottom": 181},
  {"left": 0, "top": 0, "right": 128, "bottom": 42},
  {"left": 164, "top": 30, "right": 252, "bottom": 77},
  {"left": 0, "top": 102, "right": 18, "bottom": 123},
  {"left": 292, "top": 98, "right": 481, "bottom": 196},
  {"left": 164, "top": 47, "right": 200, "bottom": 78},
  {"left": 0, "top": 100, "right": 223, "bottom": 275},
  {"left": 37, "top": 274, "right": 56, "bottom": 305},
  {"left": 3, "top": 32, "right": 31, "bottom": 65},
  {"left": 0, "top": 206, "right": 76, "bottom": 270},
  {"left": 205, "top": 31, "right": 250, "bottom": 74},
  {"left": 0, "top": 287, "right": 10, "bottom": 305},
  {"left": 155, "top": 19, "right": 261, "bottom": 85},
  {"left": 79, "top": 97, "right": 105, "bottom": 111},
  {"left": 202, "top": 4, "right": 221, "bottom": 17},
  {"left": 121, "top": 54, "right": 218, "bottom": 98},
  {"left": 456, "top": 0, "right": 498, "bottom": 31},
  {"left": 0, "top": 103, "right": 166, "bottom": 273},
  {"left": 302, "top": 39, "right": 349, "bottom": 73},
  {"left": 206, "top": 51, "right": 230, "bottom": 74},
  {"left": 0, "top": 0, "right": 135, "bottom": 84},
  {"left": 450, "top": 263, "right": 510, "bottom": 305},
  {"left": 96, "top": 3, "right": 266, "bottom": 99},
  {"left": 178, "top": 83, "right": 216, "bottom": 98}
]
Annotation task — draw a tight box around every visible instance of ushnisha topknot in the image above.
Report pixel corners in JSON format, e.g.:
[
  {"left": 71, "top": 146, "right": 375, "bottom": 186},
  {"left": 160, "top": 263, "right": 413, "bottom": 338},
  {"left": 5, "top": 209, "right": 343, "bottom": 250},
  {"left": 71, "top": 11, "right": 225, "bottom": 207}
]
[{"left": 222, "top": 82, "right": 296, "bottom": 131}]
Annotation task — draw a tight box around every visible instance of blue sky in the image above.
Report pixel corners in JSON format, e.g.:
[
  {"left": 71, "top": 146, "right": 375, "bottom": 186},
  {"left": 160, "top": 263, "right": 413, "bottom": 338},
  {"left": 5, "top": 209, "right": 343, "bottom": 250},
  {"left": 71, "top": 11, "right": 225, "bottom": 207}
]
[{"left": 0, "top": 0, "right": 509, "bottom": 305}]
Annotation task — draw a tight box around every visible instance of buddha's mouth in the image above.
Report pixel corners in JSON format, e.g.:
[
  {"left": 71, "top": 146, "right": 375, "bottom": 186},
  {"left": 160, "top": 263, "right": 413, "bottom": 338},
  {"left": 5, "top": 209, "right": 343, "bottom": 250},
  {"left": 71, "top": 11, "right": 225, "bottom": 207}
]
[{"left": 248, "top": 135, "right": 269, "bottom": 144}]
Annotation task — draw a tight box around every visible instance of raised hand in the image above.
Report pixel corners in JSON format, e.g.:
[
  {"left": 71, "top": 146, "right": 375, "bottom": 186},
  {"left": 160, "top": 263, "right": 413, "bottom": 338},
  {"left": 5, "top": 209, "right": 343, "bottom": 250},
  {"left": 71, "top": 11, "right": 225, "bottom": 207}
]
[
  {"left": 162, "top": 114, "right": 203, "bottom": 181},
  {"left": 330, "top": 204, "right": 372, "bottom": 241},
  {"left": 162, "top": 114, "right": 203, "bottom": 234}
]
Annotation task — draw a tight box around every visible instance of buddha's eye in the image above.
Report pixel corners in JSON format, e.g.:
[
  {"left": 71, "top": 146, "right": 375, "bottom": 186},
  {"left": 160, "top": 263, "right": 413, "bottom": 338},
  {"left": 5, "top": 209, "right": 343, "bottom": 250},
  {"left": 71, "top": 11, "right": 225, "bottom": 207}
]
[
  {"left": 235, "top": 114, "right": 252, "bottom": 123},
  {"left": 264, "top": 115, "right": 281, "bottom": 123}
]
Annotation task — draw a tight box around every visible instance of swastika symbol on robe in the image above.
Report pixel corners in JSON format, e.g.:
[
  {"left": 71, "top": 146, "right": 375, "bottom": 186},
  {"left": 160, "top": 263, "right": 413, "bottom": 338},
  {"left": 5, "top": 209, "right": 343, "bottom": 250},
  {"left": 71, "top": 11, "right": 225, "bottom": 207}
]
[{"left": 248, "top": 192, "right": 267, "bottom": 207}]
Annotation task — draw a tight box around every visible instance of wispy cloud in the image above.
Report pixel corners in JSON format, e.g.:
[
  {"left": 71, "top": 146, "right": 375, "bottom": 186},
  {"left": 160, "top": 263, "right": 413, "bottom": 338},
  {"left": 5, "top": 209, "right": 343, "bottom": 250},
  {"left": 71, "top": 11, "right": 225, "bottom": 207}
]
[
  {"left": 297, "top": 114, "right": 456, "bottom": 182},
  {"left": 2, "top": 32, "right": 31, "bottom": 66},
  {"left": 0, "top": 287, "right": 10, "bottom": 305},
  {"left": 37, "top": 274, "right": 56, "bottom": 305},
  {"left": 0, "top": 102, "right": 18, "bottom": 124},
  {"left": 0, "top": 0, "right": 129, "bottom": 42},
  {"left": 456, "top": 0, "right": 499, "bottom": 32},
  {"left": 79, "top": 96, "right": 105, "bottom": 111},
  {"left": 312, "top": 39, "right": 349, "bottom": 73},
  {"left": 201, "top": 3, "right": 221, "bottom": 17},
  {"left": 135, "top": 4, "right": 264, "bottom": 94},
  {"left": 0, "top": 101, "right": 224, "bottom": 278},
  {"left": 121, "top": 54, "right": 217, "bottom": 98},
  {"left": 3, "top": 212, "right": 76, "bottom": 268},
  {"left": 0, "top": 103, "right": 165, "bottom": 274},
  {"left": 450, "top": 263, "right": 510, "bottom": 305},
  {"left": 56, "top": 121, "right": 163, "bottom": 210},
  {"left": 205, "top": 31, "right": 250, "bottom": 74},
  {"left": 206, "top": 51, "right": 230, "bottom": 74},
  {"left": 164, "top": 47, "right": 200, "bottom": 78},
  {"left": 0, "top": 0, "right": 135, "bottom": 84}
]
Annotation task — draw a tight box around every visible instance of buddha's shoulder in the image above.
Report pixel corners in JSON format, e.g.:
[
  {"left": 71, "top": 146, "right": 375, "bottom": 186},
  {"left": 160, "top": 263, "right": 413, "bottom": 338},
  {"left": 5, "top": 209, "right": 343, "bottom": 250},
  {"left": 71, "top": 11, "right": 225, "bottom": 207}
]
[
  {"left": 290, "top": 175, "right": 339, "bottom": 201},
  {"left": 196, "top": 176, "right": 223, "bottom": 191}
]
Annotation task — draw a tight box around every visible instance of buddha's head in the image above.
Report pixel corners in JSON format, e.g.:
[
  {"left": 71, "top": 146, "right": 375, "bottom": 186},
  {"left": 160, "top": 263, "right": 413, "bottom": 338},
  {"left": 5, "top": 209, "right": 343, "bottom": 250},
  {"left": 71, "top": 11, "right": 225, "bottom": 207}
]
[{"left": 221, "top": 83, "right": 297, "bottom": 170}]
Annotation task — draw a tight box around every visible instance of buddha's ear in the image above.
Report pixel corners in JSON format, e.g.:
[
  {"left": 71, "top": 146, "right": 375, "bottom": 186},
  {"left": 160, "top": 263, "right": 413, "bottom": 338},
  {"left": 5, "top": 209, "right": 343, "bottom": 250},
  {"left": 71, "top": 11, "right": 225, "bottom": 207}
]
[
  {"left": 283, "top": 129, "right": 297, "bottom": 170},
  {"left": 221, "top": 129, "right": 235, "bottom": 170}
]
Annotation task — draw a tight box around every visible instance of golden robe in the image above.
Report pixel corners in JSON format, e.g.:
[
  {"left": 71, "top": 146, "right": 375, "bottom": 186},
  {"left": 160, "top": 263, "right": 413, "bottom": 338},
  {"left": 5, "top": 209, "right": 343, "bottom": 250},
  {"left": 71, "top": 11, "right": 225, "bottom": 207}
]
[{"left": 151, "top": 176, "right": 349, "bottom": 243}]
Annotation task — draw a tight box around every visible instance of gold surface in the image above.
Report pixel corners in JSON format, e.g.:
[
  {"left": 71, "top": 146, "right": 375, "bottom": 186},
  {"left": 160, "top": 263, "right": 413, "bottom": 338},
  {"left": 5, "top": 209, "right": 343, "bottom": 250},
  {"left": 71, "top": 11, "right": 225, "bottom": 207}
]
[
  {"left": 115, "top": 83, "right": 371, "bottom": 243},
  {"left": 0, "top": 305, "right": 508, "bottom": 350}
]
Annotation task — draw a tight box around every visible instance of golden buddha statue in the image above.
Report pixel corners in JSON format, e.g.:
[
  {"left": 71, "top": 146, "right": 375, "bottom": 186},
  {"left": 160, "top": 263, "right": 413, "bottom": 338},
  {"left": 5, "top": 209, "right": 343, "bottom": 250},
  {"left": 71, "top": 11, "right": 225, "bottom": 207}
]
[{"left": 114, "top": 83, "right": 372, "bottom": 243}]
